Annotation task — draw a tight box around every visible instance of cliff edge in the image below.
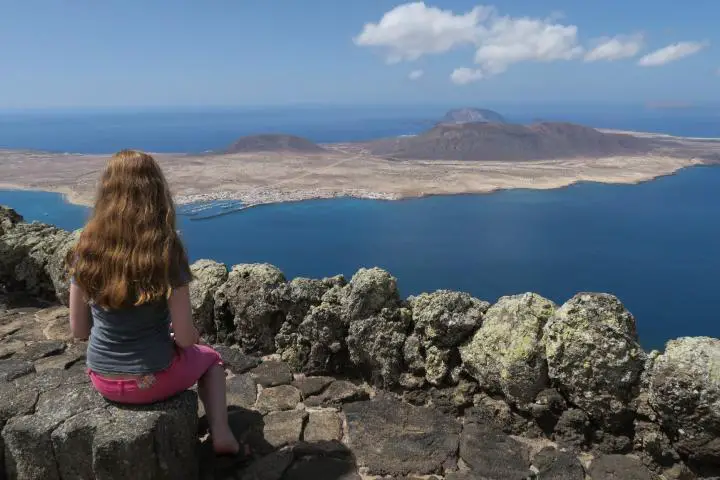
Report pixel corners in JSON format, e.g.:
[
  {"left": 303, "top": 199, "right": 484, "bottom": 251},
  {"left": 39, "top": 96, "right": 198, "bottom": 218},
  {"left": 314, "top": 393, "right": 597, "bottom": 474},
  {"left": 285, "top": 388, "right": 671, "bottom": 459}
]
[{"left": 1, "top": 205, "right": 718, "bottom": 479}]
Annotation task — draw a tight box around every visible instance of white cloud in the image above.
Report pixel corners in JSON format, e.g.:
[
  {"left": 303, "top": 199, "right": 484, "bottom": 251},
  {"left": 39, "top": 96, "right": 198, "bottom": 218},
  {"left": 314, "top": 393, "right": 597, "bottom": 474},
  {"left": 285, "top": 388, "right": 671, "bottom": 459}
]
[
  {"left": 451, "top": 67, "right": 484, "bottom": 84},
  {"left": 473, "top": 16, "right": 583, "bottom": 75},
  {"left": 584, "top": 34, "right": 644, "bottom": 62},
  {"left": 355, "top": 2, "right": 583, "bottom": 80},
  {"left": 638, "top": 41, "right": 708, "bottom": 67},
  {"left": 409, "top": 69, "right": 424, "bottom": 80},
  {"left": 353, "top": 2, "right": 489, "bottom": 63}
]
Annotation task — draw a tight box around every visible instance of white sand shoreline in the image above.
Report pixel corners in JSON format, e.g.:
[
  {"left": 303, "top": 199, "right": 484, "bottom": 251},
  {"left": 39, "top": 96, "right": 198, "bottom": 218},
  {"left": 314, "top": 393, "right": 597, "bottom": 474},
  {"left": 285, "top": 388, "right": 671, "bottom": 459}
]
[{"left": 0, "top": 160, "right": 712, "bottom": 213}]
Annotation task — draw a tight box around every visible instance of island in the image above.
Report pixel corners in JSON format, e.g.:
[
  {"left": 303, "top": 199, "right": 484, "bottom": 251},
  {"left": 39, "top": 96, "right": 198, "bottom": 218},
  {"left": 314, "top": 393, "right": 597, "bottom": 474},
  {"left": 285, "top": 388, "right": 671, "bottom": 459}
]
[{"left": 0, "top": 110, "right": 718, "bottom": 211}]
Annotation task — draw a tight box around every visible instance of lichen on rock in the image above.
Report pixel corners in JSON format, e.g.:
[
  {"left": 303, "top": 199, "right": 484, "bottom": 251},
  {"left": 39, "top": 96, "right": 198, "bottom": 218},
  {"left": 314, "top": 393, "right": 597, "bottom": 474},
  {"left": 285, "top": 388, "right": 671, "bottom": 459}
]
[
  {"left": 647, "top": 336, "right": 720, "bottom": 466},
  {"left": 275, "top": 286, "right": 349, "bottom": 374},
  {"left": 274, "top": 276, "right": 345, "bottom": 372},
  {"left": 340, "top": 268, "right": 400, "bottom": 321},
  {"left": 213, "top": 263, "right": 287, "bottom": 353},
  {"left": 347, "top": 306, "right": 411, "bottom": 387},
  {"left": 275, "top": 276, "right": 340, "bottom": 326},
  {"left": 276, "top": 268, "right": 399, "bottom": 376},
  {"left": 461, "top": 292, "right": 555, "bottom": 408},
  {"left": 410, "top": 290, "right": 489, "bottom": 348},
  {"left": 189, "top": 259, "right": 228, "bottom": 339},
  {"left": 543, "top": 293, "right": 646, "bottom": 431},
  {"left": 46, "top": 229, "right": 80, "bottom": 306},
  {"left": 409, "top": 290, "right": 489, "bottom": 387},
  {"left": 0, "top": 222, "right": 76, "bottom": 304},
  {"left": 402, "top": 333, "right": 425, "bottom": 374},
  {"left": 0, "top": 206, "right": 23, "bottom": 236}
]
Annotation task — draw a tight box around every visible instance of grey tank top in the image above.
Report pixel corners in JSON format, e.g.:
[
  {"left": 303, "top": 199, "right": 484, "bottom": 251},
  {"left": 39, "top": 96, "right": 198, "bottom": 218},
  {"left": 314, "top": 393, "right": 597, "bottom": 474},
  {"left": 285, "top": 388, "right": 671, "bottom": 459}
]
[
  {"left": 86, "top": 300, "right": 175, "bottom": 375},
  {"left": 73, "top": 256, "right": 191, "bottom": 375}
]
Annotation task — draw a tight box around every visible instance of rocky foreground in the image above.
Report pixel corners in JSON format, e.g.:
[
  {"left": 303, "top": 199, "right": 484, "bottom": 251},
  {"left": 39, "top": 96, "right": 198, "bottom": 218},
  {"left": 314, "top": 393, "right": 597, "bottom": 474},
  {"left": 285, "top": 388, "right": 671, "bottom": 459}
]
[{"left": 1, "top": 205, "right": 719, "bottom": 480}]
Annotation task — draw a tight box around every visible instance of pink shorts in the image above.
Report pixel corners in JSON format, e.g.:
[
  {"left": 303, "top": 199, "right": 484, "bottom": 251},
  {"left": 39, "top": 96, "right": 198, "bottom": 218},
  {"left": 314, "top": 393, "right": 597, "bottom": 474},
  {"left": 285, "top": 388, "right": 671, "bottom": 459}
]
[{"left": 89, "top": 344, "right": 223, "bottom": 404}]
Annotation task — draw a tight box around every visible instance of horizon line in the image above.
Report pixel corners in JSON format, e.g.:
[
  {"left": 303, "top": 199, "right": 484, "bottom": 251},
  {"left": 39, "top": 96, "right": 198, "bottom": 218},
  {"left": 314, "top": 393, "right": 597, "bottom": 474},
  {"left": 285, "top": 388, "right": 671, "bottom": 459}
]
[{"left": 1, "top": 100, "right": 718, "bottom": 114}]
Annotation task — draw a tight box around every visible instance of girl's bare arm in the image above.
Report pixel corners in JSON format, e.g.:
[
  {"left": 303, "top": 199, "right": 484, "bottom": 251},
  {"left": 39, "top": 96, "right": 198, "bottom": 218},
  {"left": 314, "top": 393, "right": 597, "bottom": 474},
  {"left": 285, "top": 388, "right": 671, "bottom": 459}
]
[
  {"left": 69, "top": 283, "right": 92, "bottom": 340},
  {"left": 168, "top": 286, "right": 200, "bottom": 348}
]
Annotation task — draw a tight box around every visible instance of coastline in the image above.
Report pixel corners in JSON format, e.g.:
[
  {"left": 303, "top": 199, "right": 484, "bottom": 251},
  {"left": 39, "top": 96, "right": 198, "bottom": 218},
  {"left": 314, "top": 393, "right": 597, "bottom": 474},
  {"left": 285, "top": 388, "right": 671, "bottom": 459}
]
[
  {"left": 598, "top": 128, "right": 720, "bottom": 141},
  {"left": 2, "top": 123, "right": 720, "bottom": 214},
  {"left": 0, "top": 157, "right": 710, "bottom": 214}
]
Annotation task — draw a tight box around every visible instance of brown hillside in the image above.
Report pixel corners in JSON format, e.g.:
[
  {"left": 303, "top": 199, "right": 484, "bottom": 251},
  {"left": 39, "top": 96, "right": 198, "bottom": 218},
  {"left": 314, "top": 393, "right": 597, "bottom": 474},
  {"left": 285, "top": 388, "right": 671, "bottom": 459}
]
[
  {"left": 226, "top": 134, "right": 327, "bottom": 154},
  {"left": 363, "top": 122, "right": 661, "bottom": 161}
]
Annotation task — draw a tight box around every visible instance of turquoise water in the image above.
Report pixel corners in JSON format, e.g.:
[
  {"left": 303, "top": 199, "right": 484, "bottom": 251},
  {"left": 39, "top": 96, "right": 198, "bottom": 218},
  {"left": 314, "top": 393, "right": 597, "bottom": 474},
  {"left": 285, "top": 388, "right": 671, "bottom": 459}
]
[{"left": 2, "top": 165, "right": 719, "bottom": 350}]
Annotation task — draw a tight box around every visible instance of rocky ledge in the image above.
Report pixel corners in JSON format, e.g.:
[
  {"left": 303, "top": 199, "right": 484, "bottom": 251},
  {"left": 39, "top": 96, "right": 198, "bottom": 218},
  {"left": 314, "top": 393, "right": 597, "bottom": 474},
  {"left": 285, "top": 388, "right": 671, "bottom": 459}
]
[{"left": 1, "top": 205, "right": 719, "bottom": 480}]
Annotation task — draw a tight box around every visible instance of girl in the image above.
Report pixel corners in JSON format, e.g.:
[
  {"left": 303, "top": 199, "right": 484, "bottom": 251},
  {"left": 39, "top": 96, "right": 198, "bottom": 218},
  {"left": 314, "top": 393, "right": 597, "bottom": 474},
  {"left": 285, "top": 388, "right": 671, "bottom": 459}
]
[{"left": 67, "top": 150, "right": 239, "bottom": 455}]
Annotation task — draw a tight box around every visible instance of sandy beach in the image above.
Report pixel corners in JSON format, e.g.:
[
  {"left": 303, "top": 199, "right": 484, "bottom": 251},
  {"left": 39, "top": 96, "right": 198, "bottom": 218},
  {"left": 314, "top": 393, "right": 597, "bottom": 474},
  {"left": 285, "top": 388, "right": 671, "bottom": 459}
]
[{"left": 0, "top": 132, "right": 718, "bottom": 209}]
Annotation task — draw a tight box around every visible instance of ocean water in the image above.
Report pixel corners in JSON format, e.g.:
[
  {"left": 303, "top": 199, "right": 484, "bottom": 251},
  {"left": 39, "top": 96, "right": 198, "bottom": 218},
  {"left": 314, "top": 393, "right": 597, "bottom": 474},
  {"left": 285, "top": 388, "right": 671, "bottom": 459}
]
[{"left": 0, "top": 106, "right": 719, "bottom": 350}]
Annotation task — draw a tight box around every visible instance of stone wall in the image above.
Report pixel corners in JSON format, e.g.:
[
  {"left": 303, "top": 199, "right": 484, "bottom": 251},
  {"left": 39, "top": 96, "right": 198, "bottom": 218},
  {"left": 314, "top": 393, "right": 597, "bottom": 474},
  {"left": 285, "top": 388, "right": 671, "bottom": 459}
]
[{"left": 1, "top": 205, "right": 719, "bottom": 479}]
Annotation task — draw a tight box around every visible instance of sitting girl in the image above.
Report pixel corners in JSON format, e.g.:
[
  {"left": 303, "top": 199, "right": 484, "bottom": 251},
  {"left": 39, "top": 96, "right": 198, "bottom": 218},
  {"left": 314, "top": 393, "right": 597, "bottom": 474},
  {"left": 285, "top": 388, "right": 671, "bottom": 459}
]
[{"left": 67, "top": 149, "right": 239, "bottom": 455}]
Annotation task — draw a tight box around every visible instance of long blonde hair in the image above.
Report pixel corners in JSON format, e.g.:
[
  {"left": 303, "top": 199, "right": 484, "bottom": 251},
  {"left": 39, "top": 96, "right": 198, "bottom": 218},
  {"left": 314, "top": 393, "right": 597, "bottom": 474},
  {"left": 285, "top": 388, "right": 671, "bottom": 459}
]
[{"left": 68, "top": 150, "right": 191, "bottom": 309}]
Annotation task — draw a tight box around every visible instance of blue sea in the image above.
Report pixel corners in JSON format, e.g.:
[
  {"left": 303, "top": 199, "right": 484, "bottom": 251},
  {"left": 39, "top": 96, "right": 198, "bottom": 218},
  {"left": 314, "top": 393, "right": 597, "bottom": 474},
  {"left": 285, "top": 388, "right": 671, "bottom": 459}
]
[
  {"left": 0, "top": 105, "right": 719, "bottom": 350},
  {"left": 1, "top": 104, "right": 718, "bottom": 153}
]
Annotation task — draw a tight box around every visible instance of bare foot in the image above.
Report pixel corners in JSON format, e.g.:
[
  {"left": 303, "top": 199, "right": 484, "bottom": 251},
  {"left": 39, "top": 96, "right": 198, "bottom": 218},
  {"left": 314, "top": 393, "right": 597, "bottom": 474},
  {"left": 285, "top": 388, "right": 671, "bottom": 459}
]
[{"left": 212, "top": 429, "right": 240, "bottom": 456}]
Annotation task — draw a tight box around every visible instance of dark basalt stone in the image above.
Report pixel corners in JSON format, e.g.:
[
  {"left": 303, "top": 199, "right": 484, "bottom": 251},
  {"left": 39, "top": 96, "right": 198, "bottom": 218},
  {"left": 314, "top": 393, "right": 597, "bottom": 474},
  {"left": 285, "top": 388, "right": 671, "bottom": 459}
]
[
  {"left": 343, "top": 397, "right": 460, "bottom": 476},
  {"left": 282, "top": 457, "right": 361, "bottom": 480},
  {"left": 459, "top": 421, "right": 531, "bottom": 479},
  {"left": 17, "top": 340, "right": 66, "bottom": 362},
  {"left": 303, "top": 411, "right": 342, "bottom": 442},
  {"left": 226, "top": 374, "right": 258, "bottom": 409},
  {"left": 0, "top": 358, "right": 35, "bottom": 382},
  {"left": 250, "top": 361, "right": 294, "bottom": 388},
  {"left": 238, "top": 449, "right": 294, "bottom": 480},
  {"left": 304, "top": 380, "right": 368, "bottom": 407},
  {"left": 554, "top": 408, "right": 592, "bottom": 450},
  {"left": 263, "top": 410, "right": 307, "bottom": 448},
  {"left": 532, "top": 447, "right": 585, "bottom": 480},
  {"left": 587, "top": 454, "right": 656, "bottom": 480},
  {"left": 291, "top": 375, "right": 334, "bottom": 398},
  {"left": 255, "top": 385, "right": 302, "bottom": 413},
  {"left": 1, "top": 382, "right": 199, "bottom": 480},
  {"left": 214, "top": 345, "right": 261, "bottom": 374}
]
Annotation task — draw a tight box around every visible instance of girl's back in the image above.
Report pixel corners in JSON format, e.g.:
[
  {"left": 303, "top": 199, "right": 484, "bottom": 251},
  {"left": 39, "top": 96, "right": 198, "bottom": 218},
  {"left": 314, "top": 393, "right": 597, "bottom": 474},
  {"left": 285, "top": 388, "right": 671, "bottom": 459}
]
[
  {"left": 69, "top": 149, "right": 191, "bottom": 376},
  {"left": 67, "top": 150, "right": 239, "bottom": 454},
  {"left": 85, "top": 300, "right": 175, "bottom": 375}
]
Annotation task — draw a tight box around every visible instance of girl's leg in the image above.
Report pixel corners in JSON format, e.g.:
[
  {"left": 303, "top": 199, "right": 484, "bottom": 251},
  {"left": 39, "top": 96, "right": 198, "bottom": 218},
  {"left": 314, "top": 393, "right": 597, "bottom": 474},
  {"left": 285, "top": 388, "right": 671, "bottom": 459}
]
[
  {"left": 197, "top": 363, "right": 239, "bottom": 454},
  {"left": 91, "top": 345, "right": 242, "bottom": 455}
]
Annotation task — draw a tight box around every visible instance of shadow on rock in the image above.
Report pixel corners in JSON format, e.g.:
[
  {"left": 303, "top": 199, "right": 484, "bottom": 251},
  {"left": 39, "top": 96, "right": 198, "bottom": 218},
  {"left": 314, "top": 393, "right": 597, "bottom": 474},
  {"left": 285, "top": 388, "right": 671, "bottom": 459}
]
[
  {"left": 0, "top": 291, "right": 49, "bottom": 311},
  {"left": 199, "top": 407, "right": 359, "bottom": 480}
]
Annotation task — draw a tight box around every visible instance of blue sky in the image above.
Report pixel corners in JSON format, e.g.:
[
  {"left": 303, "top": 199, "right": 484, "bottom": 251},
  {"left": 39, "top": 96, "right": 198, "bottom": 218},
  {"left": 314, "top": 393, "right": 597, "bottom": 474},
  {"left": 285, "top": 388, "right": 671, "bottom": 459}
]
[{"left": 0, "top": 0, "right": 718, "bottom": 109}]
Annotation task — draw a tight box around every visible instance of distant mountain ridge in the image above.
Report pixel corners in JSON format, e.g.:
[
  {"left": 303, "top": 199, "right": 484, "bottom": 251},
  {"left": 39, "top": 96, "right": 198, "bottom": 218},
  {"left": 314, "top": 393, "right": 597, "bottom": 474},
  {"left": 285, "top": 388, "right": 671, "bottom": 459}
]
[
  {"left": 363, "top": 121, "right": 658, "bottom": 161},
  {"left": 222, "top": 109, "right": 672, "bottom": 161},
  {"left": 442, "top": 108, "right": 506, "bottom": 124},
  {"left": 226, "top": 134, "right": 327, "bottom": 154}
]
